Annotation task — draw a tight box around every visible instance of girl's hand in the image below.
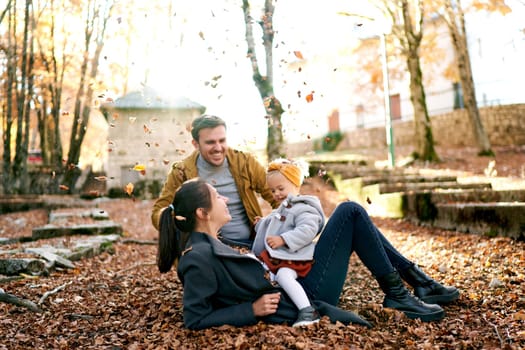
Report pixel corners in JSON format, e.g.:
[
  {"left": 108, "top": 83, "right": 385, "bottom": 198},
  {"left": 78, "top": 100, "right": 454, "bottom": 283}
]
[
  {"left": 266, "top": 236, "right": 285, "bottom": 249},
  {"left": 252, "top": 292, "right": 281, "bottom": 317}
]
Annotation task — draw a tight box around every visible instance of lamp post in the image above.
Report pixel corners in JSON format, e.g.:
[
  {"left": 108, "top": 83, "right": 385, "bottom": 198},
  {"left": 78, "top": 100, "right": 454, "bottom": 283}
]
[
  {"left": 338, "top": 12, "right": 395, "bottom": 168},
  {"left": 380, "top": 32, "right": 395, "bottom": 168}
]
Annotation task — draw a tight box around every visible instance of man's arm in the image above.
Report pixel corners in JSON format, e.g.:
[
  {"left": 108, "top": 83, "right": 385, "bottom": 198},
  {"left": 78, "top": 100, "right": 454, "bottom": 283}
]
[
  {"left": 247, "top": 154, "right": 279, "bottom": 209},
  {"left": 151, "top": 165, "right": 185, "bottom": 230}
]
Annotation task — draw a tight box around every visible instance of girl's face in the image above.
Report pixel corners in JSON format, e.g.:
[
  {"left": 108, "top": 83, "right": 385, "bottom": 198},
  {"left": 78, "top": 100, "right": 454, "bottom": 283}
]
[
  {"left": 206, "top": 184, "right": 232, "bottom": 226},
  {"left": 267, "top": 172, "right": 300, "bottom": 203}
]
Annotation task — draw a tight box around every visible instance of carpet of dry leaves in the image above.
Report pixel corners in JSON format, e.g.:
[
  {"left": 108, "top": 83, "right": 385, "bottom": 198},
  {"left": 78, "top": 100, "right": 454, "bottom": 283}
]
[{"left": 1, "top": 146, "right": 524, "bottom": 349}]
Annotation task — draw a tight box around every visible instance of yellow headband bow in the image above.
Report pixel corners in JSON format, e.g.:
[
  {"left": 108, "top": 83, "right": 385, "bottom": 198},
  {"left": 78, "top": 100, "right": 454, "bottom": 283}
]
[{"left": 267, "top": 160, "right": 302, "bottom": 187}]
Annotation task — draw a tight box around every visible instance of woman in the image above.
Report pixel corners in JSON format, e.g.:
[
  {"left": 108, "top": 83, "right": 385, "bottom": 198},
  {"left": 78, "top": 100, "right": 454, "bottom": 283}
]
[{"left": 158, "top": 179, "right": 458, "bottom": 330}]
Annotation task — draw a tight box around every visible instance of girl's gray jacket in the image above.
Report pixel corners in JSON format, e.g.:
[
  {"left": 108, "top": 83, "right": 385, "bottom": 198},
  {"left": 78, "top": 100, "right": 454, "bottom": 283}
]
[{"left": 252, "top": 194, "right": 325, "bottom": 261}]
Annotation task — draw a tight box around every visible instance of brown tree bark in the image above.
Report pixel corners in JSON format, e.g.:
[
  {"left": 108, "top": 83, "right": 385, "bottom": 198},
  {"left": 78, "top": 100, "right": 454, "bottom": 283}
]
[
  {"left": 242, "top": 0, "right": 284, "bottom": 160},
  {"left": 62, "top": 0, "right": 114, "bottom": 192},
  {"left": 443, "top": 0, "right": 493, "bottom": 155},
  {"left": 399, "top": 0, "right": 439, "bottom": 161}
]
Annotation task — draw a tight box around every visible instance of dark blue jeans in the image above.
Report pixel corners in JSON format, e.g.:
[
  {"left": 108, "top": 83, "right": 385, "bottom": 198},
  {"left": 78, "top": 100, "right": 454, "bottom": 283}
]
[{"left": 299, "top": 201, "right": 414, "bottom": 305}]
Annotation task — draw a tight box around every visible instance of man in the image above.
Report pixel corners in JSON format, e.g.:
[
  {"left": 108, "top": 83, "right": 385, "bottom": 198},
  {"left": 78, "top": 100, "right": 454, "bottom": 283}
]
[{"left": 151, "top": 115, "right": 279, "bottom": 247}]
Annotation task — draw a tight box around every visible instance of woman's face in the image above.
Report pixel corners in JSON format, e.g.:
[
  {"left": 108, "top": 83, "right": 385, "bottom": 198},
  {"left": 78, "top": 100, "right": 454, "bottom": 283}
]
[{"left": 206, "top": 184, "right": 232, "bottom": 226}]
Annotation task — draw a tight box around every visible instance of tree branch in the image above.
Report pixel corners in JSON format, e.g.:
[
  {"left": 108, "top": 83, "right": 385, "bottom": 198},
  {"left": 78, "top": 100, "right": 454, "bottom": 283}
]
[
  {"left": 0, "top": 288, "right": 43, "bottom": 313},
  {"left": 38, "top": 281, "right": 72, "bottom": 305}
]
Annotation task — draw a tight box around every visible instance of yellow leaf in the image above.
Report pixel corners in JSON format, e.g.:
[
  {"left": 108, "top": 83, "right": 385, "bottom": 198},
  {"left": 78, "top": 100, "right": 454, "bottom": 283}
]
[{"left": 133, "top": 164, "right": 146, "bottom": 172}]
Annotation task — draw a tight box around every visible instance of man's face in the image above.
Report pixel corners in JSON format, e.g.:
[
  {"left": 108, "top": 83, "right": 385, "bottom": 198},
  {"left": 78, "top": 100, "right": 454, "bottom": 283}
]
[{"left": 192, "top": 126, "right": 228, "bottom": 167}]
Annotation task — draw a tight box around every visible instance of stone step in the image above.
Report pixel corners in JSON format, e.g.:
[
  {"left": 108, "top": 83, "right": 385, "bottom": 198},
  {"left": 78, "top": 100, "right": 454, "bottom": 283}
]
[
  {"left": 0, "top": 195, "right": 94, "bottom": 214},
  {"left": 364, "top": 181, "right": 492, "bottom": 195},
  {"left": 32, "top": 221, "right": 123, "bottom": 240},
  {"left": 308, "top": 160, "right": 420, "bottom": 179},
  {"left": 432, "top": 202, "right": 525, "bottom": 240},
  {"left": 402, "top": 189, "right": 525, "bottom": 221},
  {"left": 359, "top": 174, "right": 458, "bottom": 186}
]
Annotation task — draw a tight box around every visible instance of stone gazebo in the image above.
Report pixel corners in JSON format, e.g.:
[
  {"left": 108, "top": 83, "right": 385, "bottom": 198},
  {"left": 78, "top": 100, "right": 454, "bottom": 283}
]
[{"left": 100, "top": 87, "right": 205, "bottom": 195}]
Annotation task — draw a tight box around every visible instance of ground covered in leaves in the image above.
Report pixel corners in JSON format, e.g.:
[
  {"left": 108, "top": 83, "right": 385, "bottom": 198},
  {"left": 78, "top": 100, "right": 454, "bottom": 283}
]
[{"left": 1, "top": 146, "right": 524, "bottom": 349}]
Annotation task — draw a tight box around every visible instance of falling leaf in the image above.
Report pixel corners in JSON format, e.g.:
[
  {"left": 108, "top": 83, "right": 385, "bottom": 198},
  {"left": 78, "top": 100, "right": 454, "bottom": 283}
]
[
  {"left": 366, "top": 197, "right": 372, "bottom": 204},
  {"left": 163, "top": 159, "right": 170, "bottom": 165},
  {"left": 306, "top": 93, "right": 314, "bottom": 103},
  {"left": 62, "top": 111, "right": 70, "bottom": 116},
  {"left": 143, "top": 124, "right": 151, "bottom": 134},
  {"left": 293, "top": 51, "right": 304, "bottom": 59},
  {"left": 198, "top": 31, "right": 205, "bottom": 40},
  {"left": 94, "top": 176, "right": 108, "bottom": 182},
  {"left": 175, "top": 215, "right": 186, "bottom": 221},
  {"left": 59, "top": 185, "right": 69, "bottom": 191},
  {"left": 129, "top": 117, "right": 136, "bottom": 124},
  {"left": 133, "top": 164, "right": 146, "bottom": 176},
  {"left": 124, "top": 182, "right": 134, "bottom": 196},
  {"left": 112, "top": 113, "right": 119, "bottom": 120}
]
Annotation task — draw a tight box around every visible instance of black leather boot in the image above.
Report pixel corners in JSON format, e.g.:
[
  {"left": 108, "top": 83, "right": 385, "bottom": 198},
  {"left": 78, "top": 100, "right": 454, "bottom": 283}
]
[
  {"left": 377, "top": 271, "right": 444, "bottom": 322},
  {"left": 399, "top": 264, "right": 460, "bottom": 305}
]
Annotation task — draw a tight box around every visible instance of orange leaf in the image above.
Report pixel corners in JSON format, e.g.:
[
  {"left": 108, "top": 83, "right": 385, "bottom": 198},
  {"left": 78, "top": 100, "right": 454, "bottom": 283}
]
[
  {"left": 306, "top": 93, "right": 314, "bottom": 103},
  {"left": 94, "top": 176, "right": 108, "bottom": 182},
  {"left": 293, "top": 51, "right": 304, "bottom": 59},
  {"left": 59, "top": 184, "right": 69, "bottom": 191}
]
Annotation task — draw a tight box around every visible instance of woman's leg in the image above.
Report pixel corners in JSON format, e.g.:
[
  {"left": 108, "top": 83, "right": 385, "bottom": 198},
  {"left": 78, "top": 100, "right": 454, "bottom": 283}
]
[
  {"left": 300, "top": 201, "right": 395, "bottom": 305},
  {"left": 299, "top": 201, "right": 445, "bottom": 322},
  {"left": 376, "top": 226, "right": 414, "bottom": 271}
]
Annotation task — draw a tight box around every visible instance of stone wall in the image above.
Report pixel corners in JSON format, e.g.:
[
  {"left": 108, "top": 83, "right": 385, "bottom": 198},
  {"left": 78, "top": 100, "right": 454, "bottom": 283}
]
[{"left": 286, "top": 104, "right": 525, "bottom": 157}]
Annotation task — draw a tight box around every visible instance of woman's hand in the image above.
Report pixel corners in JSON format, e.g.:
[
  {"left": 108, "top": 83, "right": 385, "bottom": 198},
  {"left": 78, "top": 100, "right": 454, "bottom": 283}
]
[
  {"left": 252, "top": 292, "right": 281, "bottom": 317},
  {"left": 266, "top": 236, "right": 285, "bottom": 249}
]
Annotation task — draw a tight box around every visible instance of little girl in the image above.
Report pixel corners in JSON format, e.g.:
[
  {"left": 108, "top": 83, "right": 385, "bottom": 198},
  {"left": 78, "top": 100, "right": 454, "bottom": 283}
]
[{"left": 252, "top": 158, "right": 324, "bottom": 327}]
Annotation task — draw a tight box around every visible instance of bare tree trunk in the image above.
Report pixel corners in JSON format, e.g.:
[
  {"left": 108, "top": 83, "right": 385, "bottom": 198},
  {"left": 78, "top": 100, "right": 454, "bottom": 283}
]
[
  {"left": 2, "top": 0, "right": 34, "bottom": 194},
  {"left": 35, "top": 0, "right": 65, "bottom": 171},
  {"left": 399, "top": 0, "right": 439, "bottom": 161},
  {"left": 62, "top": 0, "right": 114, "bottom": 192},
  {"left": 242, "top": 0, "right": 284, "bottom": 160},
  {"left": 2, "top": 3, "right": 16, "bottom": 194},
  {"left": 444, "top": 0, "right": 493, "bottom": 155}
]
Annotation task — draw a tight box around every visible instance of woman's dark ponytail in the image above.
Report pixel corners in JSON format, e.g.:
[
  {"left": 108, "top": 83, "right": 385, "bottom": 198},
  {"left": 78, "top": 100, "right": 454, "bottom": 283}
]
[
  {"left": 157, "top": 205, "right": 181, "bottom": 273},
  {"left": 157, "top": 179, "right": 211, "bottom": 273}
]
